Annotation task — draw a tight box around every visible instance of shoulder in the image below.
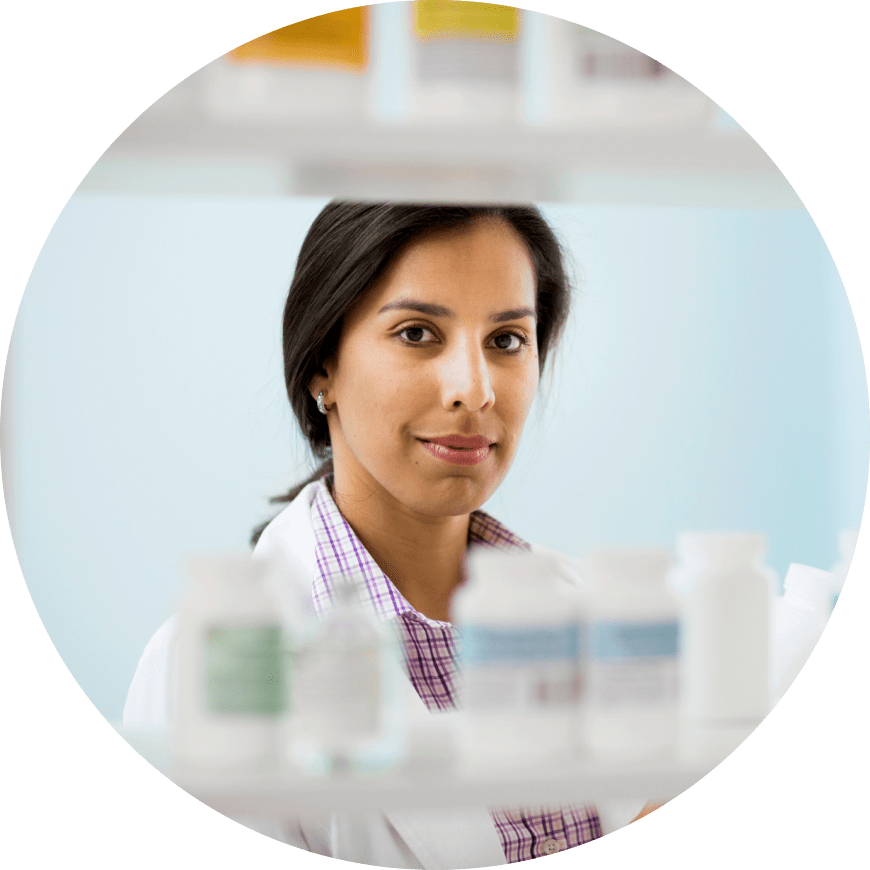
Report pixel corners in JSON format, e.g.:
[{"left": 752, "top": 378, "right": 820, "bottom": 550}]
[{"left": 253, "top": 480, "right": 321, "bottom": 582}]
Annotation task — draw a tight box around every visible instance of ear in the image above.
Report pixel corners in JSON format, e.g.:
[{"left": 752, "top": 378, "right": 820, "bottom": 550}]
[{"left": 308, "top": 363, "right": 333, "bottom": 404}]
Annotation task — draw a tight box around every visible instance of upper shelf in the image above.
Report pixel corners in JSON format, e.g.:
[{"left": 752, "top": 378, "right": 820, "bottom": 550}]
[{"left": 78, "top": 6, "right": 801, "bottom": 207}]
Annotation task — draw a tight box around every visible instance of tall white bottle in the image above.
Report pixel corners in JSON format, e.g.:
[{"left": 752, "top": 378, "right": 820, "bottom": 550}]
[
  {"left": 175, "top": 554, "right": 288, "bottom": 771},
  {"left": 581, "top": 546, "right": 681, "bottom": 760},
  {"left": 452, "top": 549, "right": 587, "bottom": 768},
  {"left": 678, "top": 532, "right": 775, "bottom": 729},
  {"left": 771, "top": 563, "right": 832, "bottom": 705}
]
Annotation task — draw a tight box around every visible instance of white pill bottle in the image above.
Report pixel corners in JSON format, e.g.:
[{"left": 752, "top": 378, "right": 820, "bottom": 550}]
[
  {"left": 175, "top": 554, "right": 289, "bottom": 771},
  {"left": 581, "top": 546, "right": 681, "bottom": 760},
  {"left": 452, "top": 549, "right": 587, "bottom": 768},
  {"left": 771, "top": 563, "right": 832, "bottom": 705},
  {"left": 678, "top": 532, "right": 775, "bottom": 730}
]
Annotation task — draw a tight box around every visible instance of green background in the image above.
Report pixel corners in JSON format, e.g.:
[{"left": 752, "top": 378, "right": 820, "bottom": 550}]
[{"left": 0, "top": 0, "right": 868, "bottom": 868}]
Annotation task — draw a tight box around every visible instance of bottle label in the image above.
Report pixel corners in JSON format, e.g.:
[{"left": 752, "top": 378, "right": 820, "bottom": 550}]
[
  {"left": 460, "top": 624, "right": 583, "bottom": 710},
  {"left": 589, "top": 620, "right": 680, "bottom": 707},
  {"left": 413, "top": 1, "right": 520, "bottom": 42},
  {"left": 462, "top": 624, "right": 581, "bottom": 663},
  {"left": 229, "top": 8, "right": 369, "bottom": 71},
  {"left": 203, "top": 625, "right": 285, "bottom": 715}
]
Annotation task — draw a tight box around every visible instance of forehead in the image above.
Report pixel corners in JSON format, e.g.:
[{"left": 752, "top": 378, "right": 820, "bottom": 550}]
[{"left": 360, "top": 218, "right": 537, "bottom": 315}]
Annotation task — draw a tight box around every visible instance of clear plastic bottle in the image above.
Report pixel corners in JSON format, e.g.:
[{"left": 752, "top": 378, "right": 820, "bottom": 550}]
[
  {"left": 452, "top": 549, "right": 586, "bottom": 768},
  {"left": 771, "top": 563, "right": 832, "bottom": 705},
  {"left": 289, "top": 576, "right": 407, "bottom": 774},
  {"left": 581, "top": 546, "right": 681, "bottom": 760},
  {"left": 174, "top": 554, "right": 288, "bottom": 771},
  {"left": 678, "top": 532, "right": 775, "bottom": 728}
]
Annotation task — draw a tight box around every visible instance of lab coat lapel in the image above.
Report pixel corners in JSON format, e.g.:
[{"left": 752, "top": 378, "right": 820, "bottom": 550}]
[{"left": 383, "top": 806, "right": 507, "bottom": 870}]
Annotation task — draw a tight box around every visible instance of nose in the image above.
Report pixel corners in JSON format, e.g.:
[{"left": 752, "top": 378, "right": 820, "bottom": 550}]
[{"left": 439, "top": 335, "right": 495, "bottom": 412}]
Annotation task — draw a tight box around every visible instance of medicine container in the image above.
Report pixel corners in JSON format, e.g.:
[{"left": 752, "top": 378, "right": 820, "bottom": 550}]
[
  {"left": 289, "top": 576, "right": 408, "bottom": 774},
  {"left": 771, "top": 563, "right": 832, "bottom": 705},
  {"left": 677, "top": 532, "right": 775, "bottom": 728},
  {"left": 452, "top": 549, "right": 587, "bottom": 768},
  {"left": 581, "top": 546, "right": 681, "bottom": 760},
  {"left": 406, "top": 1, "right": 522, "bottom": 124},
  {"left": 174, "top": 554, "right": 288, "bottom": 770},
  {"left": 201, "top": 7, "right": 373, "bottom": 123},
  {"left": 523, "top": 14, "right": 711, "bottom": 129}
]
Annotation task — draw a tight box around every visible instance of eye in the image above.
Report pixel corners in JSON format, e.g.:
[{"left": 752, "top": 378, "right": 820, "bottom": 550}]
[
  {"left": 398, "top": 325, "right": 435, "bottom": 344},
  {"left": 491, "top": 332, "right": 526, "bottom": 352}
]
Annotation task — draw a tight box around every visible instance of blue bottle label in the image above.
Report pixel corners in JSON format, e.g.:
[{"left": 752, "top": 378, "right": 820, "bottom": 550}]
[
  {"left": 460, "top": 623, "right": 582, "bottom": 664},
  {"left": 459, "top": 623, "right": 584, "bottom": 710},
  {"left": 588, "top": 620, "right": 680, "bottom": 706},
  {"left": 590, "top": 620, "right": 680, "bottom": 661}
]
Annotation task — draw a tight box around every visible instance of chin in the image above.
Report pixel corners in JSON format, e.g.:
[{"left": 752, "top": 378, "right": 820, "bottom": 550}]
[{"left": 401, "top": 472, "right": 502, "bottom": 519}]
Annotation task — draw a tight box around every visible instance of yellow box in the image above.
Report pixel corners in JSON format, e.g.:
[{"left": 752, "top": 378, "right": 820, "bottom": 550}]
[
  {"left": 229, "top": 7, "right": 369, "bottom": 71},
  {"left": 412, "top": 1, "right": 520, "bottom": 42}
]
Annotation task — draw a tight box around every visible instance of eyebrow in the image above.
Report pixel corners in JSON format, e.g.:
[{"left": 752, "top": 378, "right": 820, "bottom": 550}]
[{"left": 377, "top": 299, "right": 536, "bottom": 323}]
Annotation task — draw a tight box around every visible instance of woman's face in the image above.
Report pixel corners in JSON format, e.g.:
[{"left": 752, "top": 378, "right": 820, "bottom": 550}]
[{"left": 313, "top": 217, "right": 540, "bottom": 518}]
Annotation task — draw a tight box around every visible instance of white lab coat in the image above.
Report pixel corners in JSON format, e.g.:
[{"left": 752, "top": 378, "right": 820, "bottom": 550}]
[{"left": 124, "top": 482, "right": 645, "bottom": 867}]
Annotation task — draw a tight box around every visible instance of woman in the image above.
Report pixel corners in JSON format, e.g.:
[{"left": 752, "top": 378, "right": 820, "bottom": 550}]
[{"left": 125, "top": 202, "right": 650, "bottom": 867}]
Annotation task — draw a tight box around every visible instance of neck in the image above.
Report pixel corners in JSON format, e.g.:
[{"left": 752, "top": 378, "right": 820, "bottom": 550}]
[{"left": 329, "top": 471, "right": 470, "bottom": 623}]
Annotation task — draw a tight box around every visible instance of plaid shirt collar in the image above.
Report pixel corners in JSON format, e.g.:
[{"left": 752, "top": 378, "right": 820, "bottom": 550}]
[{"left": 309, "top": 475, "right": 529, "bottom": 623}]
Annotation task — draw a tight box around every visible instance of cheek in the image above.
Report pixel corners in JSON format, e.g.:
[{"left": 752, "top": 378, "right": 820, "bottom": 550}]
[
  {"left": 336, "top": 347, "right": 429, "bottom": 437},
  {"left": 503, "top": 367, "right": 539, "bottom": 423}
]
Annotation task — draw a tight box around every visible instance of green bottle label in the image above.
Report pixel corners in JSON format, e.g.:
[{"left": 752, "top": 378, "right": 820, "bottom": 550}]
[{"left": 203, "top": 625, "right": 286, "bottom": 715}]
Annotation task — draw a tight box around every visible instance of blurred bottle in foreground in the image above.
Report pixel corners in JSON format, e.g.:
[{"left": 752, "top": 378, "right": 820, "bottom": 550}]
[
  {"left": 453, "top": 549, "right": 587, "bottom": 768},
  {"left": 676, "top": 532, "right": 774, "bottom": 758},
  {"left": 290, "top": 576, "right": 408, "bottom": 775},
  {"left": 581, "top": 546, "right": 681, "bottom": 761},
  {"left": 771, "top": 563, "right": 832, "bottom": 706},
  {"left": 174, "top": 554, "right": 293, "bottom": 771}
]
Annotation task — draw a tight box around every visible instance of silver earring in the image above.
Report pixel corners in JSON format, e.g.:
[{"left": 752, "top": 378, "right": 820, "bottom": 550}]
[{"left": 316, "top": 391, "right": 327, "bottom": 415}]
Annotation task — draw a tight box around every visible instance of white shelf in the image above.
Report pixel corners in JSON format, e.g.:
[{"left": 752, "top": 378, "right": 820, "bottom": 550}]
[
  {"left": 85, "top": 108, "right": 796, "bottom": 205},
  {"left": 74, "top": 7, "right": 802, "bottom": 205},
  {"left": 116, "top": 720, "right": 745, "bottom": 817},
  {"left": 169, "top": 755, "right": 711, "bottom": 817}
]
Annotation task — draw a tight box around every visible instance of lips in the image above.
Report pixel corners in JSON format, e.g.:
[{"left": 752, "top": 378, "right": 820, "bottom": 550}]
[
  {"left": 418, "top": 434, "right": 495, "bottom": 467},
  {"left": 427, "top": 435, "right": 493, "bottom": 450}
]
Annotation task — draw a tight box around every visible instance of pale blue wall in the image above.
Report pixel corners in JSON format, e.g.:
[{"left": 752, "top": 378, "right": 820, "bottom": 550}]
[{"left": 10, "top": 194, "right": 867, "bottom": 721}]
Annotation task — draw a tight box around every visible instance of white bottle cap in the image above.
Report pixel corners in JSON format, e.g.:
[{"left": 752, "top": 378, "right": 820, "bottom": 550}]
[
  {"left": 582, "top": 545, "right": 673, "bottom": 585},
  {"left": 782, "top": 563, "right": 833, "bottom": 610},
  {"left": 466, "top": 549, "right": 559, "bottom": 587},
  {"left": 676, "top": 531, "right": 767, "bottom": 568}
]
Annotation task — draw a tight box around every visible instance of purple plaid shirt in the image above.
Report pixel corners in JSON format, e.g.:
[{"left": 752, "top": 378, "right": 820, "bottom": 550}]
[{"left": 310, "top": 477, "right": 602, "bottom": 862}]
